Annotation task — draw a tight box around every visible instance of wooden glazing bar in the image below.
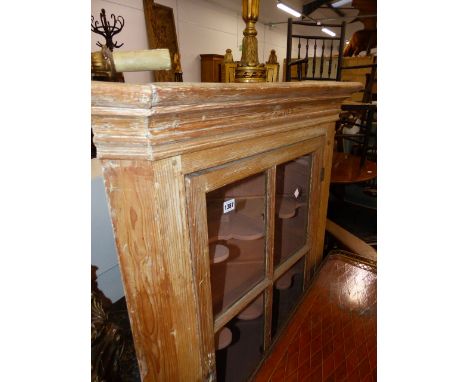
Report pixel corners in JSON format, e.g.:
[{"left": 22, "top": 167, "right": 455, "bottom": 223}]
[
  {"left": 303, "top": 152, "right": 316, "bottom": 285},
  {"left": 264, "top": 168, "right": 275, "bottom": 253},
  {"left": 198, "top": 138, "right": 324, "bottom": 194},
  {"left": 273, "top": 245, "right": 310, "bottom": 282},
  {"left": 328, "top": 40, "right": 334, "bottom": 78},
  {"left": 313, "top": 122, "right": 335, "bottom": 266},
  {"left": 263, "top": 167, "right": 277, "bottom": 352},
  {"left": 184, "top": 175, "right": 217, "bottom": 380},
  {"left": 305, "top": 148, "right": 324, "bottom": 281},
  {"left": 214, "top": 280, "right": 270, "bottom": 333}
]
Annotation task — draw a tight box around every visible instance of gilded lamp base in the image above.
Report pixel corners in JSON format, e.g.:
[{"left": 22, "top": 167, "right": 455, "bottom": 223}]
[{"left": 235, "top": 64, "right": 267, "bottom": 83}]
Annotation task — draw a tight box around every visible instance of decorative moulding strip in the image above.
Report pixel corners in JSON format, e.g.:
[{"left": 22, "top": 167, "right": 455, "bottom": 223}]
[
  {"left": 92, "top": 81, "right": 362, "bottom": 160},
  {"left": 92, "top": 98, "right": 342, "bottom": 133},
  {"left": 91, "top": 95, "right": 348, "bottom": 119},
  {"left": 93, "top": 114, "right": 337, "bottom": 161},
  {"left": 145, "top": 82, "right": 361, "bottom": 107},
  {"left": 91, "top": 82, "right": 155, "bottom": 109},
  {"left": 92, "top": 81, "right": 361, "bottom": 109},
  {"left": 93, "top": 108, "right": 337, "bottom": 145},
  {"left": 180, "top": 125, "right": 327, "bottom": 174}
]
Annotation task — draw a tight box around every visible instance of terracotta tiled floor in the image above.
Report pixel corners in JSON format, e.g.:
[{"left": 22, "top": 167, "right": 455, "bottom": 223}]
[{"left": 254, "top": 252, "right": 377, "bottom": 382}]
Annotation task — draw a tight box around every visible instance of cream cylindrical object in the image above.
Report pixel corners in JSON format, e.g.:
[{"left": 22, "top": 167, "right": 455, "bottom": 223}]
[{"left": 113, "top": 49, "right": 171, "bottom": 72}]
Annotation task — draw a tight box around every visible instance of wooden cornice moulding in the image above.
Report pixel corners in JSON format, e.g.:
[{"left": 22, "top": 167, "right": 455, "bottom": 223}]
[{"left": 92, "top": 81, "right": 362, "bottom": 161}]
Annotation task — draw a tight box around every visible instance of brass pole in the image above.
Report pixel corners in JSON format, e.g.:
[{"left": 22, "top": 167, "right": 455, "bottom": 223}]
[{"left": 235, "top": 0, "right": 266, "bottom": 83}]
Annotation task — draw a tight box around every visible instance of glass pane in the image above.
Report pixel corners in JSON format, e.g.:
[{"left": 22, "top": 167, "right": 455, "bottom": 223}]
[
  {"left": 207, "top": 173, "right": 266, "bottom": 318},
  {"left": 271, "top": 257, "right": 305, "bottom": 338},
  {"left": 215, "top": 294, "right": 265, "bottom": 382},
  {"left": 274, "top": 155, "right": 311, "bottom": 267}
]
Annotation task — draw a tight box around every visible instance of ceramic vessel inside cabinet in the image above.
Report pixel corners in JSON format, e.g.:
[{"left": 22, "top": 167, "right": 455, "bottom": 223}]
[{"left": 91, "top": 80, "right": 361, "bottom": 381}]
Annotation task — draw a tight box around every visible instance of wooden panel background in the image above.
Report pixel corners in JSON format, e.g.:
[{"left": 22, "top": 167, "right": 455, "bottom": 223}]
[{"left": 143, "top": 1, "right": 179, "bottom": 82}]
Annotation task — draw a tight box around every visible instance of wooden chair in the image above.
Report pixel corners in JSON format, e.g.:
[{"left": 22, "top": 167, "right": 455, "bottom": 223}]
[
  {"left": 336, "top": 56, "right": 377, "bottom": 169},
  {"left": 284, "top": 17, "right": 377, "bottom": 177},
  {"left": 284, "top": 21, "right": 377, "bottom": 248},
  {"left": 284, "top": 18, "right": 346, "bottom": 82}
]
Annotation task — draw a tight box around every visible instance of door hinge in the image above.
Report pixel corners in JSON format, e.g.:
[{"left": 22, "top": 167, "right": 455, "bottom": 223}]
[{"left": 320, "top": 167, "right": 325, "bottom": 181}]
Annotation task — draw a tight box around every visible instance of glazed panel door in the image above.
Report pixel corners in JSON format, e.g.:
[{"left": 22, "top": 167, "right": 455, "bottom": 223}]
[{"left": 185, "top": 137, "right": 325, "bottom": 381}]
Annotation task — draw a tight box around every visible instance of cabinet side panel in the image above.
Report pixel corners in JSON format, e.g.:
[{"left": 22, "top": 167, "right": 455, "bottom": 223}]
[{"left": 101, "top": 158, "right": 203, "bottom": 381}]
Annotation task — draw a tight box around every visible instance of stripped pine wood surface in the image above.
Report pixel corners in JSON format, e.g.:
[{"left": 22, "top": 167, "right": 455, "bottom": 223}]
[
  {"left": 92, "top": 81, "right": 361, "bottom": 381},
  {"left": 92, "top": 81, "right": 361, "bottom": 161}
]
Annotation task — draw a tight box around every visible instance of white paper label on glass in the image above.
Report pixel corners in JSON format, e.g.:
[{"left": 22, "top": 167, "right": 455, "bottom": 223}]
[
  {"left": 294, "top": 188, "right": 300, "bottom": 199},
  {"left": 223, "top": 198, "right": 235, "bottom": 213}
]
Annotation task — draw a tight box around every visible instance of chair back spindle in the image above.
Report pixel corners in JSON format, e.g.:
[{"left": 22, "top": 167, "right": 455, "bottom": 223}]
[
  {"left": 297, "top": 38, "right": 302, "bottom": 80},
  {"left": 320, "top": 40, "right": 325, "bottom": 79},
  {"left": 328, "top": 40, "right": 334, "bottom": 78},
  {"left": 312, "top": 39, "right": 317, "bottom": 78}
]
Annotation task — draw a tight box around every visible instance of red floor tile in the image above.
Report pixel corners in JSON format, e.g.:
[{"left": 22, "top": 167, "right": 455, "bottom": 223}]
[
  {"left": 323, "top": 353, "right": 335, "bottom": 379},
  {"left": 309, "top": 364, "right": 322, "bottom": 382},
  {"left": 253, "top": 252, "right": 377, "bottom": 382},
  {"left": 334, "top": 360, "right": 347, "bottom": 382},
  {"left": 310, "top": 348, "right": 323, "bottom": 370},
  {"left": 346, "top": 349, "right": 360, "bottom": 375}
]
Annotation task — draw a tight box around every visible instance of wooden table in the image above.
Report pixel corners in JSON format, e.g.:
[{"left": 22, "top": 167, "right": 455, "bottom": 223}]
[{"left": 330, "top": 152, "right": 377, "bottom": 184}]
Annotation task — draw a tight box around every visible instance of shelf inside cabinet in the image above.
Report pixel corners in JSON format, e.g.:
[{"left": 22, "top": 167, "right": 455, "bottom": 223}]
[
  {"left": 211, "top": 259, "right": 264, "bottom": 317},
  {"left": 207, "top": 194, "right": 308, "bottom": 245},
  {"left": 276, "top": 196, "right": 307, "bottom": 219},
  {"left": 275, "top": 260, "right": 303, "bottom": 290},
  {"left": 237, "top": 295, "right": 264, "bottom": 320},
  {"left": 207, "top": 196, "right": 265, "bottom": 243},
  {"left": 209, "top": 243, "right": 230, "bottom": 263},
  {"left": 215, "top": 326, "right": 233, "bottom": 350}
]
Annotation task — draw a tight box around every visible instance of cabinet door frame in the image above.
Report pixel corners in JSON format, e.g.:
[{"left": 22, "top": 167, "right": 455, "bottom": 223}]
[{"left": 184, "top": 137, "right": 325, "bottom": 378}]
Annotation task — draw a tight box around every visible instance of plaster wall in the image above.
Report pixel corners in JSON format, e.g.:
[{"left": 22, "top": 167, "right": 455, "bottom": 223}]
[{"left": 91, "top": 0, "right": 292, "bottom": 83}]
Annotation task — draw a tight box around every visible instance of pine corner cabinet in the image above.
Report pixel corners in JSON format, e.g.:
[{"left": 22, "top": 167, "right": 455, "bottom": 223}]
[{"left": 91, "top": 80, "right": 361, "bottom": 381}]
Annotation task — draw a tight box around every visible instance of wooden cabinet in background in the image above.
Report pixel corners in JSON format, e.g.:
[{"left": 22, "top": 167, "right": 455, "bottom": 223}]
[
  {"left": 91, "top": 80, "right": 360, "bottom": 381},
  {"left": 200, "top": 54, "right": 224, "bottom": 82},
  {"left": 203, "top": 53, "right": 279, "bottom": 83}
]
